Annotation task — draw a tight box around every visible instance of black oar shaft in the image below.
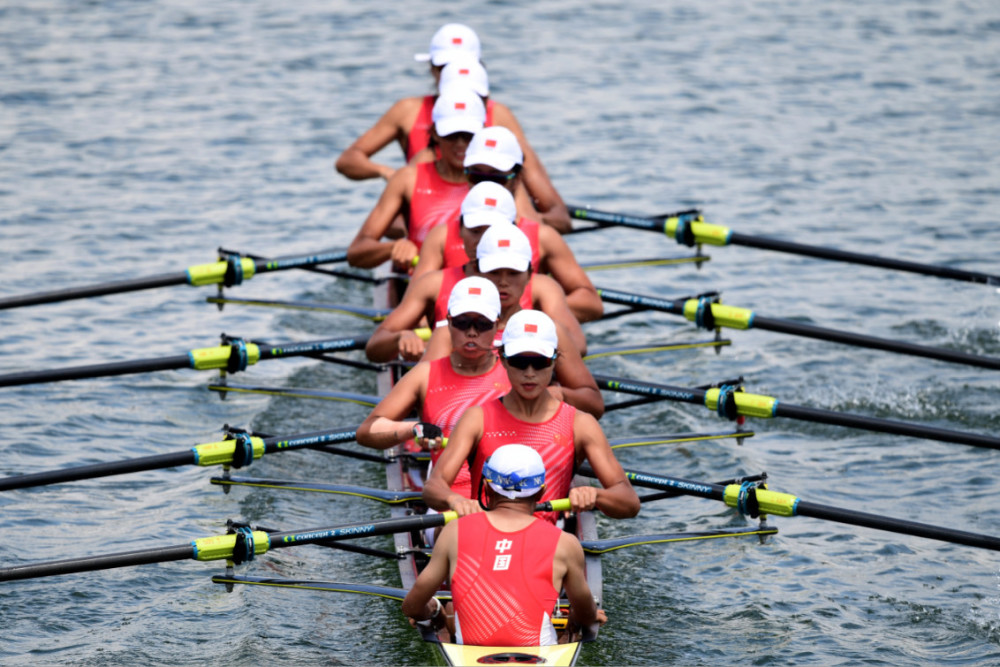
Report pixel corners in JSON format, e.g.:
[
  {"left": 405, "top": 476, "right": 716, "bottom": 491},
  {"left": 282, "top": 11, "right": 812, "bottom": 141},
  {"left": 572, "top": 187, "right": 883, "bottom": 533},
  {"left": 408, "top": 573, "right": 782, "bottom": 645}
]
[
  {"left": 0, "top": 451, "right": 196, "bottom": 492},
  {"left": 752, "top": 315, "right": 1000, "bottom": 370},
  {"left": 0, "top": 272, "right": 190, "bottom": 310},
  {"left": 728, "top": 231, "right": 999, "bottom": 286},
  {"left": 0, "top": 545, "right": 194, "bottom": 582},
  {"left": 794, "top": 500, "right": 1000, "bottom": 551},
  {"left": 773, "top": 403, "right": 1000, "bottom": 450},
  {"left": 0, "top": 355, "right": 192, "bottom": 388}
]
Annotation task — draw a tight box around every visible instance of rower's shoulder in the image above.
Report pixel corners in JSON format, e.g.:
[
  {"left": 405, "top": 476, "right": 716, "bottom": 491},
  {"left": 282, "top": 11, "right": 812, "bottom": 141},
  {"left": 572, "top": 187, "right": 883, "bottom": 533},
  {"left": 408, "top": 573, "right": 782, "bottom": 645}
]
[{"left": 385, "top": 95, "right": 427, "bottom": 118}]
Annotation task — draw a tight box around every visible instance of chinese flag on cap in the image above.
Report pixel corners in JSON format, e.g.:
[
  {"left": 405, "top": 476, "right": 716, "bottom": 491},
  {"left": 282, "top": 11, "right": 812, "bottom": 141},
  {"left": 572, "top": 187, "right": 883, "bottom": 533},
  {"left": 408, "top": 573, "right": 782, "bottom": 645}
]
[
  {"left": 469, "top": 287, "right": 482, "bottom": 295},
  {"left": 459, "top": 68, "right": 470, "bottom": 75},
  {"left": 452, "top": 37, "right": 463, "bottom": 45},
  {"left": 485, "top": 139, "right": 497, "bottom": 148},
  {"left": 525, "top": 324, "right": 538, "bottom": 333},
  {"left": 498, "top": 239, "right": 511, "bottom": 248},
  {"left": 485, "top": 198, "right": 497, "bottom": 207},
  {"left": 455, "top": 102, "right": 466, "bottom": 110}
]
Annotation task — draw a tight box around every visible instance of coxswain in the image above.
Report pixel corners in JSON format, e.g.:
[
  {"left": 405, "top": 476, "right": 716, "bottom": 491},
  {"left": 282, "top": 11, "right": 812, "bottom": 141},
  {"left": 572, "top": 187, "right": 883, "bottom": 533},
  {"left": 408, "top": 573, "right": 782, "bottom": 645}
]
[
  {"left": 346, "top": 87, "right": 484, "bottom": 273},
  {"left": 335, "top": 23, "right": 571, "bottom": 232},
  {"left": 413, "top": 126, "right": 602, "bottom": 322},
  {"left": 402, "top": 444, "right": 606, "bottom": 646},
  {"left": 423, "top": 310, "right": 639, "bottom": 521}
]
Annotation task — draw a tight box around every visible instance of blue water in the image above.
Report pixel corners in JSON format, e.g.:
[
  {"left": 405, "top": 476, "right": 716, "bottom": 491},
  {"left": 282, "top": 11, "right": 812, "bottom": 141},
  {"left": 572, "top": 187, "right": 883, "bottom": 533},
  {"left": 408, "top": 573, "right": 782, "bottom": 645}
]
[{"left": 2, "top": 1, "right": 999, "bottom": 665}]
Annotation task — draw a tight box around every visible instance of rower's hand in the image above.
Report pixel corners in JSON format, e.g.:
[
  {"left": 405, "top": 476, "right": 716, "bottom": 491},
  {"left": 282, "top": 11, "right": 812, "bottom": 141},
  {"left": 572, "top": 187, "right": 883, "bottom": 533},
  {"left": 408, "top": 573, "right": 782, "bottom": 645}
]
[
  {"left": 390, "top": 238, "right": 418, "bottom": 274},
  {"left": 397, "top": 330, "right": 426, "bottom": 361},
  {"left": 596, "top": 609, "right": 608, "bottom": 625},
  {"left": 447, "top": 495, "right": 483, "bottom": 517},
  {"left": 568, "top": 485, "right": 599, "bottom": 514},
  {"left": 412, "top": 422, "right": 444, "bottom": 451}
]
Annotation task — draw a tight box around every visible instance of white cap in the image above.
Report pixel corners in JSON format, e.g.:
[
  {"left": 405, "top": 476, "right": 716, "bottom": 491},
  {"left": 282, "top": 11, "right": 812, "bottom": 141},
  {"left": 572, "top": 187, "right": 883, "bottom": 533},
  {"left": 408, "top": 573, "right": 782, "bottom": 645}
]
[
  {"left": 482, "top": 444, "right": 546, "bottom": 499},
  {"left": 476, "top": 222, "right": 532, "bottom": 273},
  {"left": 464, "top": 126, "right": 523, "bottom": 172},
  {"left": 415, "top": 24, "right": 481, "bottom": 66},
  {"left": 501, "top": 310, "right": 558, "bottom": 358},
  {"left": 438, "top": 54, "right": 489, "bottom": 97},
  {"left": 432, "top": 88, "right": 486, "bottom": 137},
  {"left": 461, "top": 182, "right": 517, "bottom": 229},
  {"left": 447, "top": 276, "right": 501, "bottom": 320}
]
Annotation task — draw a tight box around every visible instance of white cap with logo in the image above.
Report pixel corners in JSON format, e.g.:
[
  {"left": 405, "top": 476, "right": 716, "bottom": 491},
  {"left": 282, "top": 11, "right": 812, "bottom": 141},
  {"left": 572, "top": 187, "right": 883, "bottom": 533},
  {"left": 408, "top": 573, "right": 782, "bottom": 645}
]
[
  {"left": 414, "top": 24, "right": 481, "bottom": 66},
  {"left": 438, "top": 54, "right": 489, "bottom": 97},
  {"left": 501, "top": 309, "right": 558, "bottom": 358},
  {"left": 447, "top": 276, "right": 501, "bottom": 321},
  {"left": 432, "top": 88, "right": 486, "bottom": 137},
  {"left": 476, "top": 222, "right": 532, "bottom": 273},
  {"left": 461, "top": 182, "right": 517, "bottom": 229},
  {"left": 482, "top": 444, "right": 546, "bottom": 499},
  {"left": 464, "top": 126, "right": 524, "bottom": 172}
]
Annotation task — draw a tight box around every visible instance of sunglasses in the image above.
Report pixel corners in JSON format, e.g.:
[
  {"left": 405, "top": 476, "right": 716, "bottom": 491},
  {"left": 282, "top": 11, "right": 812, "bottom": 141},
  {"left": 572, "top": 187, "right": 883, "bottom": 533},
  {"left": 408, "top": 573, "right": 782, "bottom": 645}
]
[
  {"left": 450, "top": 314, "right": 495, "bottom": 333},
  {"left": 464, "top": 168, "right": 517, "bottom": 185},
  {"left": 503, "top": 353, "right": 556, "bottom": 370}
]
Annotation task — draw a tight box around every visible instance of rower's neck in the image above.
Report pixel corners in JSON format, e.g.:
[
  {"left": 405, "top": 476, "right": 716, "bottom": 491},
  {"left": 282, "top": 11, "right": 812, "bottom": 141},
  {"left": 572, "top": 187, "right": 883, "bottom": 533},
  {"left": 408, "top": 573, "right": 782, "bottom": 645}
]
[
  {"left": 449, "top": 351, "right": 495, "bottom": 375},
  {"left": 503, "top": 387, "right": 559, "bottom": 421},
  {"left": 435, "top": 158, "right": 466, "bottom": 183}
]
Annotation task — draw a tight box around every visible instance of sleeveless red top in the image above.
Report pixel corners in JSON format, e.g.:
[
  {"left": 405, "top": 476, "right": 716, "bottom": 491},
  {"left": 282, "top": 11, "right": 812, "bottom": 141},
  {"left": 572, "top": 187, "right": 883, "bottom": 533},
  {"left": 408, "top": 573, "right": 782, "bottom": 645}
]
[
  {"left": 409, "top": 162, "right": 469, "bottom": 250},
  {"left": 443, "top": 216, "right": 542, "bottom": 271},
  {"left": 469, "top": 399, "right": 577, "bottom": 523},
  {"left": 452, "top": 512, "right": 561, "bottom": 647},
  {"left": 432, "top": 266, "right": 532, "bottom": 328},
  {"left": 422, "top": 356, "right": 510, "bottom": 497},
  {"left": 407, "top": 95, "right": 496, "bottom": 162}
]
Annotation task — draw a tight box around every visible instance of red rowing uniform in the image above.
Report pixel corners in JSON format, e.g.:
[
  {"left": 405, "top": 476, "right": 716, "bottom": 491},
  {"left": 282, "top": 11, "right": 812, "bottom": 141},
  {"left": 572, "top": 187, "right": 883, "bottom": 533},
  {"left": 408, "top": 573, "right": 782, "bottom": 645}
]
[
  {"left": 422, "top": 356, "right": 509, "bottom": 497},
  {"left": 408, "top": 162, "right": 469, "bottom": 250},
  {"left": 433, "top": 266, "right": 532, "bottom": 328},
  {"left": 451, "top": 512, "right": 561, "bottom": 647},
  {"left": 406, "top": 95, "right": 496, "bottom": 161},
  {"left": 469, "top": 399, "right": 576, "bottom": 524},
  {"left": 443, "top": 216, "right": 542, "bottom": 270}
]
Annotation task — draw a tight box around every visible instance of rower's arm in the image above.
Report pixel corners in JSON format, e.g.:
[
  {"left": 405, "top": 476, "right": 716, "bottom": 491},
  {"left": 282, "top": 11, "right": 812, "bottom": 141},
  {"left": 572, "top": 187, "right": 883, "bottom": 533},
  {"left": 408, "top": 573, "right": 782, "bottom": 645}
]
[
  {"left": 365, "top": 274, "right": 436, "bottom": 362},
  {"left": 576, "top": 412, "right": 640, "bottom": 518},
  {"left": 533, "top": 274, "right": 588, "bottom": 355},
  {"left": 412, "top": 224, "right": 447, "bottom": 279},
  {"left": 492, "top": 103, "right": 571, "bottom": 233},
  {"left": 556, "top": 533, "right": 601, "bottom": 630},
  {"left": 335, "top": 99, "right": 413, "bottom": 181},
  {"left": 402, "top": 522, "right": 455, "bottom": 621},
  {"left": 347, "top": 168, "right": 417, "bottom": 270},
  {"left": 538, "top": 226, "right": 603, "bottom": 322},
  {"left": 551, "top": 323, "right": 604, "bottom": 419},
  {"left": 423, "top": 407, "right": 485, "bottom": 516},
  {"left": 356, "top": 364, "right": 428, "bottom": 449}
]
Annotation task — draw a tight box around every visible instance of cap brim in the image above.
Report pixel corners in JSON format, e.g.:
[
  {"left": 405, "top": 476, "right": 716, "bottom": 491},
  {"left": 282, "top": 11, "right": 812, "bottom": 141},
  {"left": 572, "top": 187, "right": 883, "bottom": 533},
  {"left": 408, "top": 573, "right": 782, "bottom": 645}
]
[
  {"left": 435, "top": 117, "right": 483, "bottom": 137},
  {"left": 448, "top": 303, "right": 499, "bottom": 320},
  {"left": 463, "top": 210, "right": 511, "bottom": 228},
  {"left": 414, "top": 53, "right": 432, "bottom": 62},
  {"left": 477, "top": 254, "right": 530, "bottom": 273},
  {"left": 488, "top": 482, "right": 543, "bottom": 499},
  {"left": 502, "top": 339, "right": 556, "bottom": 358},
  {"left": 463, "top": 152, "right": 519, "bottom": 171}
]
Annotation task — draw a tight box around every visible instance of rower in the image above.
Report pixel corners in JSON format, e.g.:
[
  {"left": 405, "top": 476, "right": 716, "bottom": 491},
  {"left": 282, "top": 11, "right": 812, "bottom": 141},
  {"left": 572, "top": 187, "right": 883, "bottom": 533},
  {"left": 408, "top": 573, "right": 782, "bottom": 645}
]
[
  {"left": 334, "top": 23, "right": 571, "bottom": 232},
  {"left": 356, "top": 276, "right": 509, "bottom": 498},
  {"left": 423, "top": 310, "right": 639, "bottom": 521},
  {"left": 413, "top": 125, "right": 603, "bottom": 322},
  {"left": 366, "top": 191, "right": 589, "bottom": 364},
  {"left": 346, "top": 87, "right": 484, "bottom": 273},
  {"left": 402, "top": 444, "right": 605, "bottom": 646}
]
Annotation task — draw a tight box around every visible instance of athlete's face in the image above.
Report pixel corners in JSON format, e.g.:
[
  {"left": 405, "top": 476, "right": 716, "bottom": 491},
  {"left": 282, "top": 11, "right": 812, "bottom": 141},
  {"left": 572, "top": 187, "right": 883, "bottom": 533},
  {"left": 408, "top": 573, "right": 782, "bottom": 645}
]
[
  {"left": 478, "top": 266, "right": 529, "bottom": 308},
  {"left": 436, "top": 131, "right": 473, "bottom": 169},
  {"left": 501, "top": 352, "right": 556, "bottom": 400},
  {"left": 448, "top": 313, "right": 497, "bottom": 360},
  {"left": 459, "top": 222, "right": 490, "bottom": 260}
]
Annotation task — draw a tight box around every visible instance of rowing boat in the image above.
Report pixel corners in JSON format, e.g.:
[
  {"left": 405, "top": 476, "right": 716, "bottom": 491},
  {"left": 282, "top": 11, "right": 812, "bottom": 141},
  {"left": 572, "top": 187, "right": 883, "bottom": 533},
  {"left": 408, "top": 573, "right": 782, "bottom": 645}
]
[{"left": 376, "top": 269, "right": 602, "bottom": 666}]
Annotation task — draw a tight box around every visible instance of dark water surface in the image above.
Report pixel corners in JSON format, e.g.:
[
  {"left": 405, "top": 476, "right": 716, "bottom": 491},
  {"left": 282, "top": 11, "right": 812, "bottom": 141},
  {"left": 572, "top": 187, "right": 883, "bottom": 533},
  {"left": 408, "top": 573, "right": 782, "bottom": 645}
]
[{"left": 2, "top": 1, "right": 999, "bottom": 665}]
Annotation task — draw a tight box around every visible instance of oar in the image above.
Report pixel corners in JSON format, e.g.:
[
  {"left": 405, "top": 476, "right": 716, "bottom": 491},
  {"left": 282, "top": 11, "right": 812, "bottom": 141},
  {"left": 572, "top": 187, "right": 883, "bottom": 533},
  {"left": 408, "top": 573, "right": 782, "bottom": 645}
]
[
  {"left": 0, "top": 331, "right": 427, "bottom": 388},
  {"left": 207, "top": 383, "right": 380, "bottom": 406},
  {"left": 0, "top": 426, "right": 358, "bottom": 492},
  {"left": 0, "top": 249, "right": 350, "bottom": 310},
  {"left": 597, "top": 287, "right": 1000, "bottom": 370},
  {"left": 210, "top": 477, "right": 423, "bottom": 504},
  {"left": 204, "top": 296, "right": 390, "bottom": 320},
  {"left": 580, "top": 464, "right": 1000, "bottom": 552},
  {"left": 0, "top": 499, "right": 571, "bottom": 582},
  {"left": 594, "top": 374, "right": 1000, "bottom": 450},
  {"left": 569, "top": 206, "right": 1000, "bottom": 286}
]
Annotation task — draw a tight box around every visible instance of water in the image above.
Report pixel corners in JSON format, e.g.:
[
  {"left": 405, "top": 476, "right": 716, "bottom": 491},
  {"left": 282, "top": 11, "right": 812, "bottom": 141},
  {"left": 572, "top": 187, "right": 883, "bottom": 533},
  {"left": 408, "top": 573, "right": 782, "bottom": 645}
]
[{"left": 2, "top": 1, "right": 999, "bottom": 664}]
